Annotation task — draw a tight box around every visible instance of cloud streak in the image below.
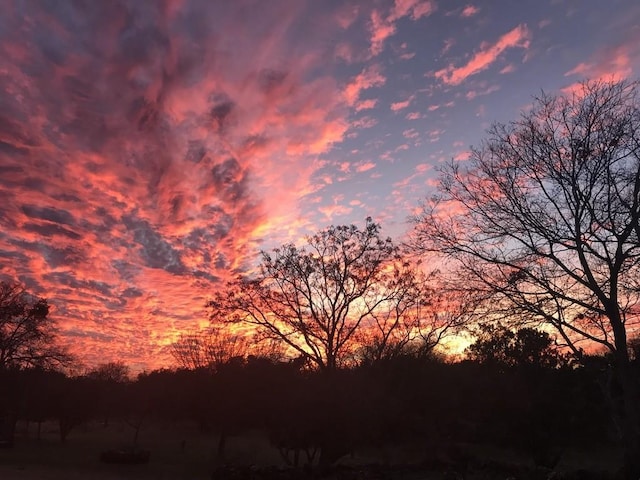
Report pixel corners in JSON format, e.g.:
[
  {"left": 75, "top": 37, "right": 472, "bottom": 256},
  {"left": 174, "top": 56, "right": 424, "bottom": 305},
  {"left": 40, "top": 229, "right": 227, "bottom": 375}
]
[{"left": 435, "top": 24, "right": 531, "bottom": 85}]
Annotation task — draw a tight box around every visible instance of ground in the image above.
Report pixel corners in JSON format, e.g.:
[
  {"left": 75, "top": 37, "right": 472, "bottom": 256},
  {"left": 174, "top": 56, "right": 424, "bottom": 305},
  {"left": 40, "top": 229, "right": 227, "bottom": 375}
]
[{"left": 0, "top": 421, "right": 623, "bottom": 479}]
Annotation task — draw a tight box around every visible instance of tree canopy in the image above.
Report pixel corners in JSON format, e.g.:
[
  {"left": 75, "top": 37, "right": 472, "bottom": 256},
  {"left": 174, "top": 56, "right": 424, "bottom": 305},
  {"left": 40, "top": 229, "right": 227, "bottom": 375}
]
[
  {"left": 466, "top": 324, "right": 566, "bottom": 369},
  {"left": 0, "top": 281, "right": 70, "bottom": 370},
  {"left": 209, "top": 218, "right": 453, "bottom": 371},
  {"left": 411, "top": 79, "right": 640, "bottom": 479}
]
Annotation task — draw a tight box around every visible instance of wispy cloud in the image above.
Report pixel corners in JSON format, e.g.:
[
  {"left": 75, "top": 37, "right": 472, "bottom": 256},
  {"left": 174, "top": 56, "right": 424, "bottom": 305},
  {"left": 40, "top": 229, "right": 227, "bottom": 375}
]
[
  {"left": 344, "top": 64, "right": 386, "bottom": 106},
  {"left": 564, "top": 34, "right": 640, "bottom": 85},
  {"left": 390, "top": 95, "right": 415, "bottom": 111},
  {"left": 368, "top": 0, "right": 436, "bottom": 56},
  {"left": 435, "top": 24, "right": 531, "bottom": 85},
  {"left": 461, "top": 5, "right": 480, "bottom": 17}
]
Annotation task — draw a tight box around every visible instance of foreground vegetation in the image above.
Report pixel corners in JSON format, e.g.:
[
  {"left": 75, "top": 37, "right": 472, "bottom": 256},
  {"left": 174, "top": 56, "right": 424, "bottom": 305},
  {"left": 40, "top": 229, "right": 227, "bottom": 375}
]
[{"left": 0, "top": 349, "right": 635, "bottom": 479}]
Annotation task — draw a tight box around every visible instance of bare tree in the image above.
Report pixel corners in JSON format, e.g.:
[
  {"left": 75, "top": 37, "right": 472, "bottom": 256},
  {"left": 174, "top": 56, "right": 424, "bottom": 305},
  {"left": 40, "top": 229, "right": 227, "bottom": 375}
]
[
  {"left": 354, "top": 276, "right": 472, "bottom": 364},
  {"left": 0, "top": 281, "right": 70, "bottom": 370},
  {"left": 87, "top": 361, "right": 131, "bottom": 382},
  {"left": 209, "top": 218, "right": 433, "bottom": 371},
  {"left": 171, "top": 327, "right": 249, "bottom": 370},
  {"left": 411, "top": 80, "right": 640, "bottom": 478}
]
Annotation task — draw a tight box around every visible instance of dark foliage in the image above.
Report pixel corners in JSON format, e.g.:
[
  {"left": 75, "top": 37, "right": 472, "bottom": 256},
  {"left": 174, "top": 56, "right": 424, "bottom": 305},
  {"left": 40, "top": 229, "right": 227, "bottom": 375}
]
[{"left": 0, "top": 281, "right": 70, "bottom": 370}]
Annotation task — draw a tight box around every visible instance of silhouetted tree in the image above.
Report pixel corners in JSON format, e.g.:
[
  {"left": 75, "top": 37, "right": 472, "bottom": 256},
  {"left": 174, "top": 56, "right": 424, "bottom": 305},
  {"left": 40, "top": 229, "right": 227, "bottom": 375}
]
[
  {"left": 0, "top": 281, "right": 70, "bottom": 370},
  {"left": 412, "top": 79, "right": 640, "bottom": 478},
  {"left": 87, "top": 362, "right": 130, "bottom": 426},
  {"left": 466, "top": 324, "right": 566, "bottom": 369},
  {"left": 87, "top": 361, "right": 130, "bottom": 383},
  {"left": 170, "top": 327, "right": 249, "bottom": 370},
  {"left": 55, "top": 375, "right": 94, "bottom": 442},
  {"left": 209, "top": 218, "right": 433, "bottom": 371}
]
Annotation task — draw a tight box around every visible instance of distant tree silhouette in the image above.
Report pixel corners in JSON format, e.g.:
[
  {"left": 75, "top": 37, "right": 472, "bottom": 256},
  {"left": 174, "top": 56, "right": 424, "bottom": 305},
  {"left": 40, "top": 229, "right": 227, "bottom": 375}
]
[
  {"left": 170, "top": 327, "right": 249, "bottom": 370},
  {"left": 412, "top": 79, "right": 640, "bottom": 479},
  {"left": 87, "top": 362, "right": 130, "bottom": 427},
  {"left": 55, "top": 375, "right": 94, "bottom": 442},
  {"left": 209, "top": 218, "right": 433, "bottom": 371},
  {"left": 87, "top": 361, "right": 130, "bottom": 383},
  {"left": 0, "top": 281, "right": 70, "bottom": 370},
  {"left": 466, "top": 324, "right": 567, "bottom": 369}
]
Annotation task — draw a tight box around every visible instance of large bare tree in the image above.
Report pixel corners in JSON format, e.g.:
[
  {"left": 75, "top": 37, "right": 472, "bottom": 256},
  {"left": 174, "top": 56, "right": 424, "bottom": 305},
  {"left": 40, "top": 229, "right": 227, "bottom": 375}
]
[
  {"left": 209, "top": 219, "right": 440, "bottom": 371},
  {"left": 411, "top": 80, "right": 640, "bottom": 478}
]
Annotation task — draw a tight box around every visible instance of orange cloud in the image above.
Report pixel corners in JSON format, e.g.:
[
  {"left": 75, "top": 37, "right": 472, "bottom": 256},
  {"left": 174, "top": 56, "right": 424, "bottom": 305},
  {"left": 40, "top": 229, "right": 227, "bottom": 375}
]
[{"left": 435, "top": 24, "right": 531, "bottom": 85}]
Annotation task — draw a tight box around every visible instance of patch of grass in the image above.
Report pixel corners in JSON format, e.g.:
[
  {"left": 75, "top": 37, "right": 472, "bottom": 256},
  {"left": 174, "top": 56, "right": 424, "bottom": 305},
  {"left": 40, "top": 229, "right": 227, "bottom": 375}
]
[{"left": 0, "top": 420, "right": 228, "bottom": 479}]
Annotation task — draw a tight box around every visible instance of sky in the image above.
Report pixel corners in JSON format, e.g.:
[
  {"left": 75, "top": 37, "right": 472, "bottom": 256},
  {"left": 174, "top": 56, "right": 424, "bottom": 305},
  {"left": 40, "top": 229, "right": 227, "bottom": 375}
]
[{"left": 1, "top": 0, "right": 639, "bottom": 371}]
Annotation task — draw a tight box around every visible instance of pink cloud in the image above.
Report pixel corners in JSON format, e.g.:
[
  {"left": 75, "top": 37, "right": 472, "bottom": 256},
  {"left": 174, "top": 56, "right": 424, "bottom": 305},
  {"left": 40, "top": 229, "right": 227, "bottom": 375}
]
[
  {"left": 356, "top": 98, "right": 379, "bottom": 111},
  {"left": 465, "top": 84, "right": 500, "bottom": 100},
  {"left": 335, "top": 4, "right": 360, "bottom": 29},
  {"left": 499, "top": 64, "right": 516, "bottom": 74},
  {"left": 339, "top": 162, "right": 351, "bottom": 173},
  {"left": 403, "top": 128, "right": 420, "bottom": 139},
  {"left": 461, "top": 5, "right": 480, "bottom": 17},
  {"left": 454, "top": 150, "right": 472, "bottom": 161},
  {"left": 344, "top": 64, "right": 386, "bottom": 106},
  {"left": 318, "top": 195, "right": 353, "bottom": 220},
  {"left": 406, "top": 112, "right": 423, "bottom": 120},
  {"left": 390, "top": 0, "right": 435, "bottom": 21},
  {"left": 350, "top": 115, "right": 379, "bottom": 129},
  {"left": 435, "top": 24, "right": 531, "bottom": 85},
  {"left": 0, "top": 1, "right": 354, "bottom": 370},
  {"left": 335, "top": 42, "right": 356, "bottom": 63},
  {"left": 369, "top": 9, "right": 396, "bottom": 56},
  {"left": 355, "top": 161, "right": 376, "bottom": 172},
  {"left": 369, "top": 0, "right": 436, "bottom": 56},
  {"left": 390, "top": 95, "right": 415, "bottom": 111},
  {"left": 441, "top": 38, "right": 456, "bottom": 56},
  {"left": 538, "top": 19, "right": 551, "bottom": 28},
  {"left": 564, "top": 35, "right": 639, "bottom": 89}
]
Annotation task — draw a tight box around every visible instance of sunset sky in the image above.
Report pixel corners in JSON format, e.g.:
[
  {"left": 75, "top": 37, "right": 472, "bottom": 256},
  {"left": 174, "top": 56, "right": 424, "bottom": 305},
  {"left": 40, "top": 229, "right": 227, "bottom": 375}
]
[{"left": 1, "top": 0, "right": 639, "bottom": 371}]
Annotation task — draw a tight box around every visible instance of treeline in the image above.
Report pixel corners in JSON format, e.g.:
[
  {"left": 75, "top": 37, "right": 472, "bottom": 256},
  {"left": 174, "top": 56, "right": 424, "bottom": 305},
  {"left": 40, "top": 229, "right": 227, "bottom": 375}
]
[{"left": 0, "top": 349, "right": 622, "bottom": 470}]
